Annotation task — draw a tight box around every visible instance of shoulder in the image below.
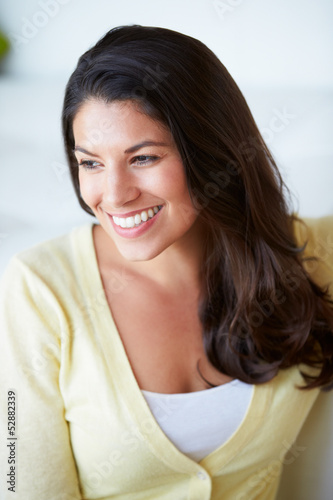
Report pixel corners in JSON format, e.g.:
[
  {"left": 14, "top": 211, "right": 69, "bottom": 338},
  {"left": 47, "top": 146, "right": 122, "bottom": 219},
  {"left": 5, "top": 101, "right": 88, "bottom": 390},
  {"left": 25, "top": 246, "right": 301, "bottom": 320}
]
[
  {"left": 293, "top": 215, "right": 333, "bottom": 253},
  {"left": 1, "top": 223, "right": 95, "bottom": 295},
  {"left": 13, "top": 223, "right": 93, "bottom": 267},
  {"left": 293, "top": 215, "right": 333, "bottom": 295}
]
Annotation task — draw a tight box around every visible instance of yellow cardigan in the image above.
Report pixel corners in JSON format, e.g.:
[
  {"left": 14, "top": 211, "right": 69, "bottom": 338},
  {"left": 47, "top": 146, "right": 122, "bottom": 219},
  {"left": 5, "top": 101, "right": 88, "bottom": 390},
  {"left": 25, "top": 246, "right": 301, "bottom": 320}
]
[{"left": 0, "top": 217, "right": 332, "bottom": 500}]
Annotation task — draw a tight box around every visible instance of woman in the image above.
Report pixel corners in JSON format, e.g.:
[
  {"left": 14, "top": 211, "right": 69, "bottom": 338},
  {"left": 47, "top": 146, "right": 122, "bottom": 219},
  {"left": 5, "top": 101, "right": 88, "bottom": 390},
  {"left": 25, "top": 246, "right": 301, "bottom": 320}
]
[{"left": 1, "top": 25, "right": 333, "bottom": 500}]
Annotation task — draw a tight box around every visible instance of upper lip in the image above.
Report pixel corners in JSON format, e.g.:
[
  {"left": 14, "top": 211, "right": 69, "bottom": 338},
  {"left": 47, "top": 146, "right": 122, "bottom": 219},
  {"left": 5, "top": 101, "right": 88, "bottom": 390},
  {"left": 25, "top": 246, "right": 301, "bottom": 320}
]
[{"left": 105, "top": 205, "right": 162, "bottom": 218}]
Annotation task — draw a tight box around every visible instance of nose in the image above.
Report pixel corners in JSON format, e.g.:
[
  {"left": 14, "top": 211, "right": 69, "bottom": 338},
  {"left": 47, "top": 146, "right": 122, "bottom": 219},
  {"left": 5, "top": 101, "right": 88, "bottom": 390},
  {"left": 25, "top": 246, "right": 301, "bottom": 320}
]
[{"left": 103, "top": 165, "right": 141, "bottom": 209}]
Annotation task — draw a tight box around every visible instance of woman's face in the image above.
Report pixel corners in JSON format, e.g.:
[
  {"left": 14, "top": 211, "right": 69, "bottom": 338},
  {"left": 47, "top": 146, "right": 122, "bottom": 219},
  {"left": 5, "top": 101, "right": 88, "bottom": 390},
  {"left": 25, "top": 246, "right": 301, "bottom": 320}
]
[{"left": 73, "top": 99, "right": 201, "bottom": 261}]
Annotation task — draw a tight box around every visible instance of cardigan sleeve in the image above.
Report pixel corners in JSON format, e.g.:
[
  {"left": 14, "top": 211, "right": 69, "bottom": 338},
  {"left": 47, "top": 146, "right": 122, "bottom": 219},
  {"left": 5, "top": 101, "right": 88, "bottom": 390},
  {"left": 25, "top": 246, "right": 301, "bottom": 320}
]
[{"left": 0, "top": 256, "right": 82, "bottom": 500}]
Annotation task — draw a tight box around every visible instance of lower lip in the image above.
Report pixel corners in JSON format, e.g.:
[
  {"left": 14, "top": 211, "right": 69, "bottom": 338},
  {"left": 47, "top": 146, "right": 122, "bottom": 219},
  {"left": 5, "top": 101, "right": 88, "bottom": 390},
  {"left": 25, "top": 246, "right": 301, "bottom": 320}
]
[{"left": 108, "top": 207, "right": 163, "bottom": 239}]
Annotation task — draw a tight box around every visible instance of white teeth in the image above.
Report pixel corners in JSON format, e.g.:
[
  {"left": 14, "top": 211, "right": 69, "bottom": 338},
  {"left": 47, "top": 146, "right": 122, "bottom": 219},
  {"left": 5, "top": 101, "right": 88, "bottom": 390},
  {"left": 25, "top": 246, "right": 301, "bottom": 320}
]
[
  {"left": 112, "top": 205, "right": 162, "bottom": 228},
  {"left": 126, "top": 217, "right": 135, "bottom": 228}
]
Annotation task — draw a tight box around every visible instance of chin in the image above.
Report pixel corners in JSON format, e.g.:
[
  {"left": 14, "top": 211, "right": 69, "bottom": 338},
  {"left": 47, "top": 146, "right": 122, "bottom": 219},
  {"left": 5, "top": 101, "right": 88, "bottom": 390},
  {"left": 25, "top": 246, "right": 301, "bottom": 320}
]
[
  {"left": 120, "top": 248, "right": 161, "bottom": 262},
  {"left": 115, "top": 241, "right": 166, "bottom": 262}
]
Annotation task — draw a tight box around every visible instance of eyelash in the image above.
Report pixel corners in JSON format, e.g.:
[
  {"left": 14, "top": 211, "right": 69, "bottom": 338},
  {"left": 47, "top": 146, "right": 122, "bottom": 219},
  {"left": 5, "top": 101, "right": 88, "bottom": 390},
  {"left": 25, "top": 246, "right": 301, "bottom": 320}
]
[
  {"left": 78, "top": 155, "right": 159, "bottom": 170},
  {"left": 78, "top": 160, "right": 100, "bottom": 170},
  {"left": 133, "top": 155, "right": 159, "bottom": 166}
]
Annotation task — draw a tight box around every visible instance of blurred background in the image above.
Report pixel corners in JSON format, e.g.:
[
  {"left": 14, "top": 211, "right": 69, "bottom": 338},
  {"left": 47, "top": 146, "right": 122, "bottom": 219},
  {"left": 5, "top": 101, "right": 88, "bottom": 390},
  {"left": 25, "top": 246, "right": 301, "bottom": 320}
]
[
  {"left": 0, "top": 1, "right": 332, "bottom": 498},
  {"left": 0, "top": 0, "right": 332, "bottom": 273}
]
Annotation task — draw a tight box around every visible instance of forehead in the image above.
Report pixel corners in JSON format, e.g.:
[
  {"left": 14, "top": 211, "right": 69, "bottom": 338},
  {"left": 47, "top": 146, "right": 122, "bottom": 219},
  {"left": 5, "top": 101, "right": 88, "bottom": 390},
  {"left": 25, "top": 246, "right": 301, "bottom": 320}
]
[{"left": 73, "top": 99, "right": 169, "bottom": 145}]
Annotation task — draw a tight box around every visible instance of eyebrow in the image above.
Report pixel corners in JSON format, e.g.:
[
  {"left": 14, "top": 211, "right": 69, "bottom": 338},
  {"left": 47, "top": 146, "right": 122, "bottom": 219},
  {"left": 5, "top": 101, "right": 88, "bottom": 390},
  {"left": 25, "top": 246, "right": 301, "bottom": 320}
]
[{"left": 73, "top": 140, "right": 168, "bottom": 156}]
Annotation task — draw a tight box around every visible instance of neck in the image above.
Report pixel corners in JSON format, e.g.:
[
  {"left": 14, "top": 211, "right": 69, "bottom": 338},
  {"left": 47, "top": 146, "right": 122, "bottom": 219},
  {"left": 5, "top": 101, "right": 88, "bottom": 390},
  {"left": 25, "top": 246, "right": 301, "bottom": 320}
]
[
  {"left": 96, "top": 218, "right": 206, "bottom": 293},
  {"left": 132, "top": 221, "right": 206, "bottom": 291}
]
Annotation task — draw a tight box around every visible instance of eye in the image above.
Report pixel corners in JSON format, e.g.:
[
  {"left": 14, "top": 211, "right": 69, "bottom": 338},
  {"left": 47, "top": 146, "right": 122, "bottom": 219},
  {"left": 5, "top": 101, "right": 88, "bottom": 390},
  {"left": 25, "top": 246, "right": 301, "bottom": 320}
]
[
  {"left": 78, "top": 160, "right": 101, "bottom": 170},
  {"left": 132, "top": 155, "right": 159, "bottom": 166}
]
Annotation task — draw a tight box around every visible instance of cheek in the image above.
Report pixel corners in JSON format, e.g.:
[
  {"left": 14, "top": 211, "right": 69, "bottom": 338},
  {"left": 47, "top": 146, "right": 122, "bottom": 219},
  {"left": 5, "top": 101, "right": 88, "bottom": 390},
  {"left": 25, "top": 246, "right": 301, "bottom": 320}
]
[
  {"left": 155, "top": 160, "right": 192, "bottom": 203},
  {"left": 157, "top": 167, "right": 198, "bottom": 226},
  {"left": 78, "top": 173, "right": 102, "bottom": 207},
  {"left": 165, "top": 170, "right": 194, "bottom": 209}
]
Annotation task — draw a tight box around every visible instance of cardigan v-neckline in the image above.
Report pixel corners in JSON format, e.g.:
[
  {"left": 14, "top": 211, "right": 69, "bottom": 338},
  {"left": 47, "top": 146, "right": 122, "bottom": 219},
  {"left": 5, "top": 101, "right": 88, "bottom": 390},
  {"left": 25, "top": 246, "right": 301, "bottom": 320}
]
[{"left": 76, "top": 223, "right": 273, "bottom": 475}]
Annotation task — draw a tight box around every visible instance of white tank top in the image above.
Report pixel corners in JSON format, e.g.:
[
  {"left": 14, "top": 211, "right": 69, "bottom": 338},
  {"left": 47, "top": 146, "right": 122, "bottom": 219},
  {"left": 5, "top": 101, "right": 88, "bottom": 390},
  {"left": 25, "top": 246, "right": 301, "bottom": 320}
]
[{"left": 142, "top": 379, "right": 254, "bottom": 462}]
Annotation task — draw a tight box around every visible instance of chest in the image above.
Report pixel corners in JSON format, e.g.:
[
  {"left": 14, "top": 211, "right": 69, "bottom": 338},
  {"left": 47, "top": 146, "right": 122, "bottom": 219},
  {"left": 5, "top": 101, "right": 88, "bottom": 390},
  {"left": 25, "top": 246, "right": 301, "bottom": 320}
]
[{"left": 102, "top": 277, "right": 211, "bottom": 393}]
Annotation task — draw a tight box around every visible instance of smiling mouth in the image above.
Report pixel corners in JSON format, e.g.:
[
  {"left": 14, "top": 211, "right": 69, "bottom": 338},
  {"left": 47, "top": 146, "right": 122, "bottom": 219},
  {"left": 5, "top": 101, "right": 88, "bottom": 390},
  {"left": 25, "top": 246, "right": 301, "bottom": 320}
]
[{"left": 111, "top": 205, "right": 163, "bottom": 229}]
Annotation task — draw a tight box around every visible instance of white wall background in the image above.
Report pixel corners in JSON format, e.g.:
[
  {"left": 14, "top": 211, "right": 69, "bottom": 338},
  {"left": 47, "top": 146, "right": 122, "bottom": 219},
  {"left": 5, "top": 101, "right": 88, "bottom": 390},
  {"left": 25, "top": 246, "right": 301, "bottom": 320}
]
[
  {"left": 0, "top": 1, "right": 332, "bottom": 498},
  {"left": 0, "top": 0, "right": 332, "bottom": 270}
]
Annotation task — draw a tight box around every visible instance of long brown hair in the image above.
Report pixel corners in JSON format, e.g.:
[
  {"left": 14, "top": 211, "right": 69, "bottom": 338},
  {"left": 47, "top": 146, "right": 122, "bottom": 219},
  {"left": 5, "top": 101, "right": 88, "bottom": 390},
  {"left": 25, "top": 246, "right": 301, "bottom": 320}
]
[{"left": 62, "top": 25, "right": 333, "bottom": 390}]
